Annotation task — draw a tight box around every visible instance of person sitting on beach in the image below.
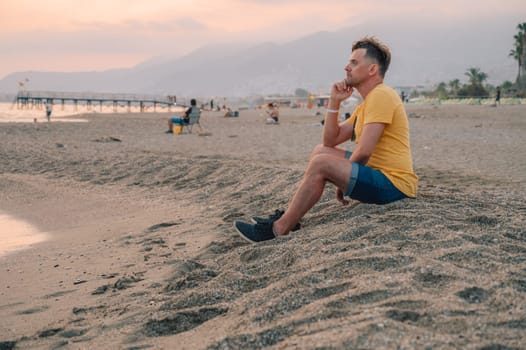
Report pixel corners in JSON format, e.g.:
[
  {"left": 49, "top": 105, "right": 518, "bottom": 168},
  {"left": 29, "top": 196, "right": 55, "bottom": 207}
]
[
  {"left": 266, "top": 103, "right": 279, "bottom": 124},
  {"left": 166, "top": 98, "right": 198, "bottom": 133},
  {"left": 234, "top": 36, "right": 418, "bottom": 243}
]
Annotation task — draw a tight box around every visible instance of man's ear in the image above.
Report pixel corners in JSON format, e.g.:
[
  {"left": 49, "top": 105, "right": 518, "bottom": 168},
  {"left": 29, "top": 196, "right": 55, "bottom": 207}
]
[{"left": 368, "top": 63, "right": 379, "bottom": 76}]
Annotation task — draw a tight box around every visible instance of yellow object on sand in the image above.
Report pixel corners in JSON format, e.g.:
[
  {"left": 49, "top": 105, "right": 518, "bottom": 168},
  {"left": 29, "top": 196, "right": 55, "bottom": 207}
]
[{"left": 172, "top": 124, "right": 183, "bottom": 135}]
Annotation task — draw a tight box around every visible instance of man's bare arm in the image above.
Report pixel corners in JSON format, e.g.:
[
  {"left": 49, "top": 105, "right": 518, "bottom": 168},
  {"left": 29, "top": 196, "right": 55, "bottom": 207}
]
[
  {"left": 349, "top": 123, "right": 385, "bottom": 164},
  {"left": 323, "top": 80, "right": 354, "bottom": 147},
  {"left": 323, "top": 119, "right": 354, "bottom": 147}
]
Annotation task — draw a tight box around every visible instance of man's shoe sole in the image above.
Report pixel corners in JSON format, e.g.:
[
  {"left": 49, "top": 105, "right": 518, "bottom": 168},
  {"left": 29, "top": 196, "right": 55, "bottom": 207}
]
[{"left": 233, "top": 222, "right": 258, "bottom": 244}]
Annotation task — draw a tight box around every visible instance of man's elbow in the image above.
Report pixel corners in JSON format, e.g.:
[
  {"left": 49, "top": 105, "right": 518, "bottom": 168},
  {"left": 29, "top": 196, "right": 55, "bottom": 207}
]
[
  {"left": 323, "top": 139, "right": 336, "bottom": 148},
  {"left": 352, "top": 150, "right": 371, "bottom": 165},
  {"left": 322, "top": 134, "right": 338, "bottom": 147}
]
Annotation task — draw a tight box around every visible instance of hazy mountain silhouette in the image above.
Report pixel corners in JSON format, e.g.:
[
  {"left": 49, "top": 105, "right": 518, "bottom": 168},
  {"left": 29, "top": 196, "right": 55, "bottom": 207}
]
[{"left": 0, "top": 17, "right": 516, "bottom": 97}]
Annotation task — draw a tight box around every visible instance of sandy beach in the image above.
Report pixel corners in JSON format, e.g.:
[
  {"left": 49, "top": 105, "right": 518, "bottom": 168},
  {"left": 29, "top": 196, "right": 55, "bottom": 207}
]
[{"left": 1, "top": 104, "right": 525, "bottom": 349}]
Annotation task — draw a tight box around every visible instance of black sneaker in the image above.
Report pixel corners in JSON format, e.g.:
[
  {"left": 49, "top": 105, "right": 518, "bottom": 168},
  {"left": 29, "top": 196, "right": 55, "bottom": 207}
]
[
  {"left": 234, "top": 221, "right": 276, "bottom": 243},
  {"left": 251, "top": 209, "right": 301, "bottom": 231}
]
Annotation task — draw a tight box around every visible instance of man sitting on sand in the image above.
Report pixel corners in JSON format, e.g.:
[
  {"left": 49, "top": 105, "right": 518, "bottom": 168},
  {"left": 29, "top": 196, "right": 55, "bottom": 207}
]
[
  {"left": 166, "top": 98, "right": 197, "bottom": 133},
  {"left": 234, "top": 36, "right": 418, "bottom": 243}
]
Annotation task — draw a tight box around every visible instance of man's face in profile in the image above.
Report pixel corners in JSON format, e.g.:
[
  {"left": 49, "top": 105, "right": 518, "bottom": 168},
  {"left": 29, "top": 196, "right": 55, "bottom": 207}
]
[{"left": 345, "top": 48, "right": 373, "bottom": 87}]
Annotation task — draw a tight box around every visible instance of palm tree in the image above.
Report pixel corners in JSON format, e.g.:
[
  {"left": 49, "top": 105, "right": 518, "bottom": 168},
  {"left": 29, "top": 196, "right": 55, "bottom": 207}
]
[
  {"left": 465, "top": 67, "right": 488, "bottom": 86},
  {"left": 462, "top": 67, "right": 489, "bottom": 97},
  {"left": 435, "top": 82, "right": 447, "bottom": 99},
  {"left": 510, "top": 22, "right": 526, "bottom": 88},
  {"left": 501, "top": 80, "right": 514, "bottom": 91},
  {"left": 509, "top": 36, "right": 522, "bottom": 80},
  {"left": 448, "top": 79, "right": 460, "bottom": 96}
]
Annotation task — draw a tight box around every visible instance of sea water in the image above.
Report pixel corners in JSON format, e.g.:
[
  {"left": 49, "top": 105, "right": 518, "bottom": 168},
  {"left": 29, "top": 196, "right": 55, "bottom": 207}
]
[
  {"left": 0, "top": 100, "right": 184, "bottom": 123},
  {"left": 0, "top": 212, "right": 48, "bottom": 258},
  {"left": 0, "top": 102, "right": 88, "bottom": 123}
]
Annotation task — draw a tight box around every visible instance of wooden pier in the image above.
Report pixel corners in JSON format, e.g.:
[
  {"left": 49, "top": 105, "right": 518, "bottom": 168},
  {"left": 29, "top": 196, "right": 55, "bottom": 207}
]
[{"left": 14, "top": 90, "right": 177, "bottom": 113}]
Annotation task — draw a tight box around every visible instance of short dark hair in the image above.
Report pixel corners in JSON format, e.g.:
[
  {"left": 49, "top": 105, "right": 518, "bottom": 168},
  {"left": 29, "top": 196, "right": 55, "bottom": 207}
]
[
  {"left": 352, "top": 36, "right": 391, "bottom": 77},
  {"left": 190, "top": 98, "right": 197, "bottom": 106}
]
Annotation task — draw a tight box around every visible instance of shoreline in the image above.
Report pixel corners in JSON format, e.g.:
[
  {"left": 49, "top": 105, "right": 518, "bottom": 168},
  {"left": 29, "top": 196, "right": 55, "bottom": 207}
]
[
  {"left": 0, "top": 211, "right": 49, "bottom": 258},
  {"left": 0, "top": 101, "right": 185, "bottom": 123}
]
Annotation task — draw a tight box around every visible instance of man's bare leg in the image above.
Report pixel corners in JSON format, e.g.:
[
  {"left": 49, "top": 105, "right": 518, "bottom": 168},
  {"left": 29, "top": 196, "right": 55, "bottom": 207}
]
[
  {"left": 273, "top": 151, "right": 353, "bottom": 236},
  {"left": 309, "top": 144, "right": 348, "bottom": 160}
]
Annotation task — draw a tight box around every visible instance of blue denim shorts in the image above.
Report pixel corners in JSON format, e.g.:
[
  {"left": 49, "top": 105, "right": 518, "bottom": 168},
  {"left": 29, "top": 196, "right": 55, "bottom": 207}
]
[
  {"left": 171, "top": 117, "right": 187, "bottom": 125},
  {"left": 344, "top": 150, "right": 407, "bottom": 204}
]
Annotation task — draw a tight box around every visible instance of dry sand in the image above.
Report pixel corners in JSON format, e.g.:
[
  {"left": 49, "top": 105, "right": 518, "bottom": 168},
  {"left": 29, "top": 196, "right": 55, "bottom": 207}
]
[{"left": 0, "top": 104, "right": 525, "bottom": 349}]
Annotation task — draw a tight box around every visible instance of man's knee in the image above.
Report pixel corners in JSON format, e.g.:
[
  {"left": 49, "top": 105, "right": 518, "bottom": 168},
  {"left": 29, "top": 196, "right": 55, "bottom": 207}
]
[
  {"left": 306, "top": 153, "right": 331, "bottom": 177},
  {"left": 310, "top": 144, "right": 328, "bottom": 159}
]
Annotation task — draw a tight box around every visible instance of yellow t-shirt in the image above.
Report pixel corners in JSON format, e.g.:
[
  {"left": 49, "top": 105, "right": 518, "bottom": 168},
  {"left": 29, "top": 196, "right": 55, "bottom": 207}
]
[{"left": 348, "top": 84, "right": 418, "bottom": 197}]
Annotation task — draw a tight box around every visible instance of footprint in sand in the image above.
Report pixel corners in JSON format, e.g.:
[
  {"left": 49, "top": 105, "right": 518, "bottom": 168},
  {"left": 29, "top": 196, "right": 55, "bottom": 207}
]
[
  {"left": 145, "top": 221, "right": 180, "bottom": 232},
  {"left": 456, "top": 286, "right": 489, "bottom": 304},
  {"left": 142, "top": 307, "right": 227, "bottom": 337}
]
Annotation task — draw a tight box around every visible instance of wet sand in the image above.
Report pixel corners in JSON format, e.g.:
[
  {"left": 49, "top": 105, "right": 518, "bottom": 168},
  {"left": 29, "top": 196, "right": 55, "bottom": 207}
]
[{"left": 0, "top": 105, "right": 525, "bottom": 349}]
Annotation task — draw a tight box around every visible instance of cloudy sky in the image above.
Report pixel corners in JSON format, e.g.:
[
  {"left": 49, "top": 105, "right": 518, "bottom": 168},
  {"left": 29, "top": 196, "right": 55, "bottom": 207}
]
[{"left": 0, "top": 0, "right": 525, "bottom": 79}]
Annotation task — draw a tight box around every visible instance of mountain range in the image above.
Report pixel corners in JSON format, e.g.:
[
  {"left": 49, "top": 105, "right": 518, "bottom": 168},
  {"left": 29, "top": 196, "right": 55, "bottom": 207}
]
[{"left": 0, "top": 16, "right": 518, "bottom": 98}]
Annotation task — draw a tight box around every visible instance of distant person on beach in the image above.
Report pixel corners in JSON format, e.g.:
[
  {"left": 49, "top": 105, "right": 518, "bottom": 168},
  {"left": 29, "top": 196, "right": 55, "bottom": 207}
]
[
  {"left": 495, "top": 86, "right": 501, "bottom": 106},
  {"left": 234, "top": 36, "right": 418, "bottom": 242},
  {"left": 166, "top": 98, "right": 197, "bottom": 133},
  {"left": 45, "top": 102, "right": 52, "bottom": 122},
  {"left": 224, "top": 107, "right": 234, "bottom": 117},
  {"left": 266, "top": 103, "right": 279, "bottom": 124},
  {"left": 400, "top": 91, "right": 406, "bottom": 103}
]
